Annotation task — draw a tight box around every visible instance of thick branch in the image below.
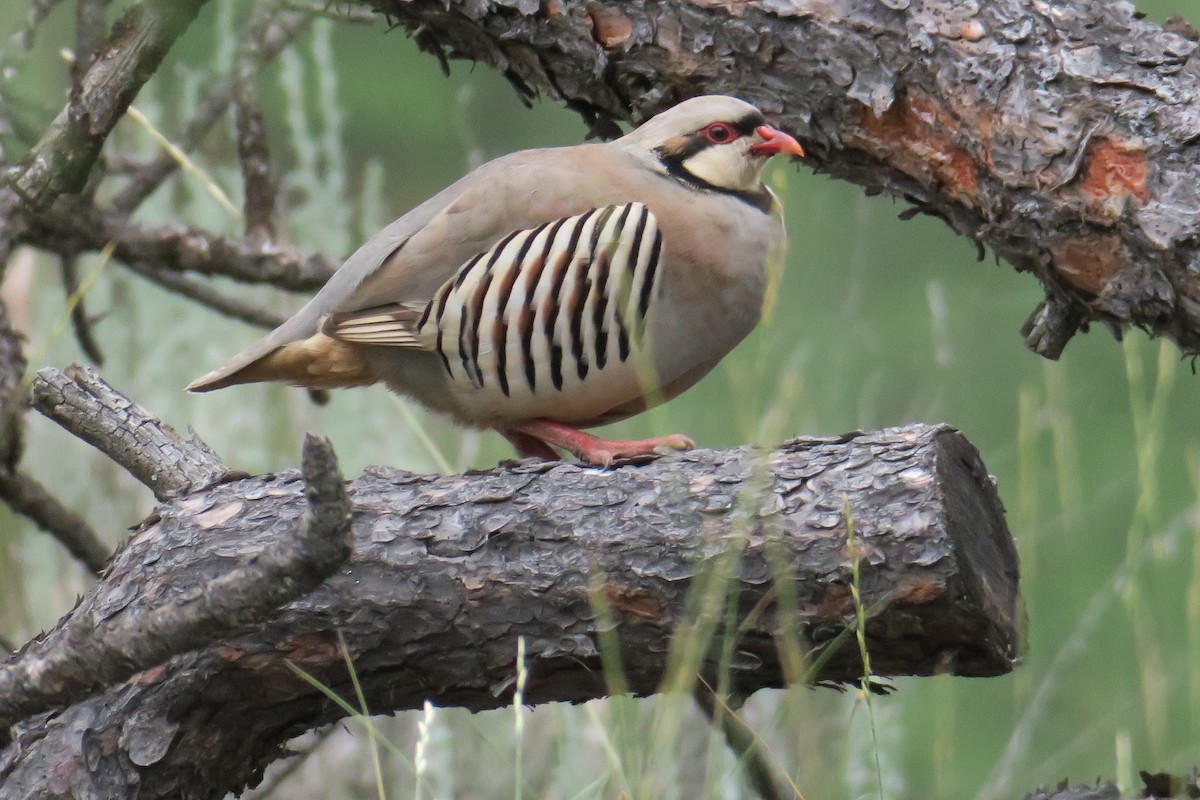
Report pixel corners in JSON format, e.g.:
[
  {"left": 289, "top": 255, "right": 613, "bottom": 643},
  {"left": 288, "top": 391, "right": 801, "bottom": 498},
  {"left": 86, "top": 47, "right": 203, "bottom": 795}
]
[
  {"left": 30, "top": 364, "right": 239, "bottom": 500},
  {"left": 0, "top": 433, "right": 352, "bottom": 738},
  {"left": 0, "top": 424, "right": 1019, "bottom": 799},
  {"left": 360, "top": 0, "right": 1200, "bottom": 359}
]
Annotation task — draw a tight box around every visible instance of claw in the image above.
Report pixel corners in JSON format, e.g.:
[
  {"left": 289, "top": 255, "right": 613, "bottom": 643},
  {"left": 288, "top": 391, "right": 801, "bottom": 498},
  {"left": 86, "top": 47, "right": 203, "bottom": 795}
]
[{"left": 503, "top": 420, "right": 694, "bottom": 467}]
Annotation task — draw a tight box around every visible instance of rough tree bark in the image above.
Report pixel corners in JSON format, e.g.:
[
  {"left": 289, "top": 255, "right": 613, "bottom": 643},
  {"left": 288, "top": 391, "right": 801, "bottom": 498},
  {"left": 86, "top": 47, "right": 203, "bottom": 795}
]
[
  {"left": 362, "top": 0, "right": 1200, "bottom": 360},
  {"left": 0, "top": 422, "right": 1020, "bottom": 799}
]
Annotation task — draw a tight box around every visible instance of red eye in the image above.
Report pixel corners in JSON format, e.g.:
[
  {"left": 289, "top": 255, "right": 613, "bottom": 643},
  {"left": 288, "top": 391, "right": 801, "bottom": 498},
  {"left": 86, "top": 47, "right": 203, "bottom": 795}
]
[{"left": 702, "top": 122, "right": 738, "bottom": 144}]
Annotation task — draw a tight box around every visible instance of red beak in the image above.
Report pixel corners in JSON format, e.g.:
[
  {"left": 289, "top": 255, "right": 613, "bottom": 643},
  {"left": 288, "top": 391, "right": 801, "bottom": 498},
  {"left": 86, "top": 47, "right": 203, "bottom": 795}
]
[{"left": 749, "top": 125, "right": 805, "bottom": 158}]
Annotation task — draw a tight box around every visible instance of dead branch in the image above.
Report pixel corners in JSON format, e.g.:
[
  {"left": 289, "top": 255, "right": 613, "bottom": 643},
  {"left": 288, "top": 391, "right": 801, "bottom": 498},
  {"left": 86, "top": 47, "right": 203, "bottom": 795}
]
[
  {"left": 0, "top": 432, "right": 352, "bottom": 738},
  {"left": 30, "top": 364, "right": 240, "bottom": 500},
  {"left": 9, "top": 0, "right": 210, "bottom": 211},
  {"left": 235, "top": 2, "right": 283, "bottom": 243},
  {"left": 0, "top": 421, "right": 1019, "bottom": 799},
  {"left": 59, "top": 255, "right": 105, "bottom": 364},
  {"left": 122, "top": 262, "right": 290, "bottom": 329},
  {"left": 0, "top": 470, "right": 109, "bottom": 574},
  {"left": 0, "top": 301, "right": 24, "bottom": 471},
  {"left": 23, "top": 199, "right": 336, "bottom": 290}
]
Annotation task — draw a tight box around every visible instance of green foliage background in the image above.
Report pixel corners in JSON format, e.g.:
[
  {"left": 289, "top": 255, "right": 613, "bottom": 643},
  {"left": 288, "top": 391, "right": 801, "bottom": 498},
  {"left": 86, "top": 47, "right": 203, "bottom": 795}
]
[{"left": 2, "top": 2, "right": 1200, "bottom": 798}]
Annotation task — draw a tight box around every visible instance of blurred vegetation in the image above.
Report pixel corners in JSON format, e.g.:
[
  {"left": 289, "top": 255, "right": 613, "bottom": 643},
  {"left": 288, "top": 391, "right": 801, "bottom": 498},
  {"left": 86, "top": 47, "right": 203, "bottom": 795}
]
[{"left": 3, "top": 1, "right": 1200, "bottom": 798}]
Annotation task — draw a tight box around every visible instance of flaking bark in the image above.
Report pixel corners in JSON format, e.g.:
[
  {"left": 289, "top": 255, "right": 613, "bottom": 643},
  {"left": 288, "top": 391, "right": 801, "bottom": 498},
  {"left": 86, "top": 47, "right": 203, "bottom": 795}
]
[
  {"left": 0, "top": 433, "right": 352, "bottom": 743},
  {"left": 0, "top": 423, "right": 1019, "bottom": 800},
  {"left": 362, "top": 0, "right": 1200, "bottom": 359}
]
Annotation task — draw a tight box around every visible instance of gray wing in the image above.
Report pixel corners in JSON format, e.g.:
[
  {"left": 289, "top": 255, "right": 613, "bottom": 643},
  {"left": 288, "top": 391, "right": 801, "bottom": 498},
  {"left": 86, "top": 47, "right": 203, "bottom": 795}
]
[
  {"left": 187, "top": 143, "right": 627, "bottom": 392},
  {"left": 187, "top": 152, "right": 544, "bottom": 391}
]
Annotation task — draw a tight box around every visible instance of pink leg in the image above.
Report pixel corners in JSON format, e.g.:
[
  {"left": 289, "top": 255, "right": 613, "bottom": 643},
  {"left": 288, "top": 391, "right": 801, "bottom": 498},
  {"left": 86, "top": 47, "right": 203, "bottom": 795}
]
[
  {"left": 507, "top": 419, "right": 694, "bottom": 467},
  {"left": 501, "top": 429, "right": 561, "bottom": 461}
]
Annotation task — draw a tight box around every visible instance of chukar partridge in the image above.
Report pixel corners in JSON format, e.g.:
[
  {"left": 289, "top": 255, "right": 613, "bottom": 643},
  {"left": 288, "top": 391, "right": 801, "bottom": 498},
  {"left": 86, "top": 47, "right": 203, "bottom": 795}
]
[{"left": 189, "top": 95, "right": 804, "bottom": 465}]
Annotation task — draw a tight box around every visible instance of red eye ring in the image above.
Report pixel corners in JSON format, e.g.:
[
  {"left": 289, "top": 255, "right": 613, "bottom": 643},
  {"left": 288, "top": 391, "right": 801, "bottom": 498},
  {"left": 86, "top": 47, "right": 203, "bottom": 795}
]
[{"left": 702, "top": 122, "right": 738, "bottom": 144}]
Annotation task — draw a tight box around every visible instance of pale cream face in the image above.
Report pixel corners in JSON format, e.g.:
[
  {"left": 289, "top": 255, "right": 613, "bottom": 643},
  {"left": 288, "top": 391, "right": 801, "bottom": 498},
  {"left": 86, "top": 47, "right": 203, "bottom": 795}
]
[
  {"left": 615, "top": 95, "right": 776, "bottom": 197},
  {"left": 676, "top": 134, "right": 768, "bottom": 194}
]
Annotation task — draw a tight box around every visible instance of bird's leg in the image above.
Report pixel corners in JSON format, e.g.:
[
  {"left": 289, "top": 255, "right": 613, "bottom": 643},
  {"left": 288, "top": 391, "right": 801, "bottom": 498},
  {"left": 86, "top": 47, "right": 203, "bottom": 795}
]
[
  {"left": 507, "top": 419, "right": 694, "bottom": 467},
  {"left": 500, "top": 429, "right": 561, "bottom": 461}
]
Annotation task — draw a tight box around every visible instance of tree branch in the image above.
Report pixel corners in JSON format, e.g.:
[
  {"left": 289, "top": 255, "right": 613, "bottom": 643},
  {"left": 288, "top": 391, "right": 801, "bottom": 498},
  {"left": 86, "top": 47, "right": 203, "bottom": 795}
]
[
  {"left": 30, "top": 364, "right": 241, "bottom": 500},
  {"left": 694, "top": 682, "right": 790, "bottom": 800},
  {"left": 23, "top": 199, "right": 336, "bottom": 290},
  {"left": 0, "top": 423, "right": 1019, "bottom": 798},
  {"left": 59, "top": 254, "right": 106, "bottom": 364},
  {"left": 234, "top": 2, "right": 283, "bottom": 243},
  {"left": 0, "top": 300, "right": 25, "bottom": 472},
  {"left": 0, "top": 469, "right": 109, "bottom": 574},
  {"left": 123, "top": 261, "right": 289, "bottom": 329},
  {"left": 0, "top": 432, "right": 352, "bottom": 738},
  {"left": 357, "top": 0, "right": 1200, "bottom": 359},
  {"left": 8, "top": 0, "right": 210, "bottom": 210},
  {"left": 108, "top": 5, "right": 312, "bottom": 214}
]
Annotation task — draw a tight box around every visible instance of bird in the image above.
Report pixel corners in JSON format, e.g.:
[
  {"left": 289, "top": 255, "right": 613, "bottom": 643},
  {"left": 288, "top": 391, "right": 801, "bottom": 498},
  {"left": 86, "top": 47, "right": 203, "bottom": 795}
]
[{"left": 188, "top": 95, "right": 804, "bottom": 466}]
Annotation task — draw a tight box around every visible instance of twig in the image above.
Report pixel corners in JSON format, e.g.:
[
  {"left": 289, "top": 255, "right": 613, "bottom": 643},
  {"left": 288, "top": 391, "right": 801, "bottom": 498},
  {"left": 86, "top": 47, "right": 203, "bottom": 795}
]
[
  {"left": 281, "top": 0, "right": 378, "bottom": 23},
  {"left": 0, "top": 297, "right": 26, "bottom": 470},
  {"left": 10, "top": 0, "right": 211, "bottom": 209},
  {"left": 0, "top": 192, "right": 21, "bottom": 287},
  {"left": 60, "top": 255, "right": 106, "bottom": 364},
  {"left": 238, "top": 727, "right": 338, "bottom": 800},
  {"left": 109, "top": 7, "right": 312, "bottom": 214},
  {"left": 235, "top": 3, "right": 282, "bottom": 242},
  {"left": 235, "top": 98, "right": 277, "bottom": 240},
  {"left": 0, "top": 469, "right": 109, "bottom": 574},
  {"left": 693, "top": 682, "right": 794, "bottom": 800},
  {"left": 30, "top": 364, "right": 239, "bottom": 501},
  {"left": 24, "top": 198, "right": 336, "bottom": 290},
  {"left": 125, "top": 261, "right": 289, "bottom": 329},
  {"left": 0, "top": 432, "right": 353, "bottom": 737}
]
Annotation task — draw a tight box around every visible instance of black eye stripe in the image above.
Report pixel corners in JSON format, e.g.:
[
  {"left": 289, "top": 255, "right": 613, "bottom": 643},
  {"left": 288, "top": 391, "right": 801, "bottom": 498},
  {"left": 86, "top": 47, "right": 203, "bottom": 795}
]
[
  {"left": 649, "top": 110, "right": 774, "bottom": 213},
  {"left": 731, "top": 113, "right": 766, "bottom": 136}
]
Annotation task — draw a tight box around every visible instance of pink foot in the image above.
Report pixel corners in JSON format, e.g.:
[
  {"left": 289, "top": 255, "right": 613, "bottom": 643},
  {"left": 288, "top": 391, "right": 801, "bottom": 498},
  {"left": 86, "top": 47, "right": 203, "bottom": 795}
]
[{"left": 506, "top": 419, "right": 694, "bottom": 467}]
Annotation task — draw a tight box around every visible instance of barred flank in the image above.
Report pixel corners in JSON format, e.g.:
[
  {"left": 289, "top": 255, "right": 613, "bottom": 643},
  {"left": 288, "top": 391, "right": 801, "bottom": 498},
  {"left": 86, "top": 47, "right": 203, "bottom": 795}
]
[{"left": 417, "top": 203, "right": 663, "bottom": 398}]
